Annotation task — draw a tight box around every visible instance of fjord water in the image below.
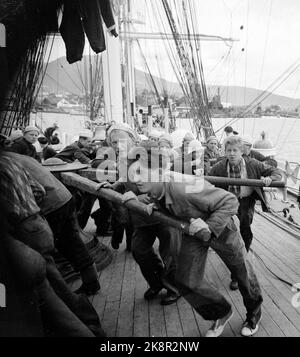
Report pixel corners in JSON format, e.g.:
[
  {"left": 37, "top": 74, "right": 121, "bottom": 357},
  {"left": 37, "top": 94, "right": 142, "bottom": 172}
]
[{"left": 32, "top": 112, "right": 300, "bottom": 164}]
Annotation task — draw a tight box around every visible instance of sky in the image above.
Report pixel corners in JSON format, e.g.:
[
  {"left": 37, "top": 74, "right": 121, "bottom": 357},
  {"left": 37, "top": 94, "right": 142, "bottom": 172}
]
[{"left": 47, "top": 0, "right": 300, "bottom": 98}]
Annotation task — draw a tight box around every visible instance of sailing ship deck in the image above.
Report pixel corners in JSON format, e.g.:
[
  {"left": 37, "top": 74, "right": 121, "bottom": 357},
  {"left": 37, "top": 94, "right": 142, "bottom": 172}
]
[{"left": 70, "top": 211, "right": 300, "bottom": 338}]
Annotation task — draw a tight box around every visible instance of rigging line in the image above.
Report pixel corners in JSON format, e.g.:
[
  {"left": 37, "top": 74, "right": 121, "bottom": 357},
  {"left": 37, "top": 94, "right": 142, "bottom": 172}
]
[
  {"left": 188, "top": 0, "right": 201, "bottom": 97},
  {"left": 163, "top": 0, "right": 207, "bottom": 133},
  {"left": 278, "top": 118, "right": 297, "bottom": 151},
  {"left": 252, "top": 0, "right": 273, "bottom": 138},
  {"left": 157, "top": 0, "right": 197, "bottom": 117},
  {"left": 155, "top": 54, "right": 166, "bottom": 94},
  {"left": 250, "top": 248, "right": 300, "bottom": 291},
  {"left": 275, "top": 78, "right": 300, "bottom": 146},
  {"left": 213, "top": 50, "right": 243, "bottom": 91},
  {"left": 145, "top": 0, "right": 165, "bottom": 94},
  {"left": 243, "top": 58, "right": 300, "bottom": 113},
  {"left": 275, "top": 117, "right": 287, "bottom": 147},
  {"left": 243, "top": 0, "right": 250, "bottom": 134},
  {"left": 75, "top": 62, "right": 86, "bottom": 92},
  {"left": 33, "top": 35, "right": 56, "bottom": 106},
  {"left": 135, "top": 38, "right": 162, "bottom": 107},
  {"left": 44, "top": 73, "right": 79, "bottom": 96},
  {"left": 215, "top": 59, "right": 300, "bottom": 133},
  {"left": 258, "top": 0, "right": 273, "bottom": 90},
  {"left": 57, "top": 60, "right": 83, "bottom": 93},
  {"left": 152, "top": 0, "right": 190, "bottom": 99},
  {"left": 243, "top": 63, "right": 300, "bottom": 117}
]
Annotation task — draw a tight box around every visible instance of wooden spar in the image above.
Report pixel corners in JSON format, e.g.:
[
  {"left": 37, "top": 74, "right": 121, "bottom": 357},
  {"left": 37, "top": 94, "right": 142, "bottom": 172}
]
[
  {"left": 206, "top": 176, "right": 285, "bottom": 188},
  {"left": 78, "top": 168, "right": 285, "bottom": 188},
  {"left": 61, "top": 172, "right": 205, "bottom": 240}
]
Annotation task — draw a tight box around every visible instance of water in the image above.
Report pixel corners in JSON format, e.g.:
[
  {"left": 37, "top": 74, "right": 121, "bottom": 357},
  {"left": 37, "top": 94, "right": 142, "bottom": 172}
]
[
  {"left": 31, "top": 112, "right": 88, "bottom": 149},
  {"left": 177, "top": 116, "right": 300, "bottom": 164},
  {"left": 32, "top": 111, "right": 300, "bottom": 164}
]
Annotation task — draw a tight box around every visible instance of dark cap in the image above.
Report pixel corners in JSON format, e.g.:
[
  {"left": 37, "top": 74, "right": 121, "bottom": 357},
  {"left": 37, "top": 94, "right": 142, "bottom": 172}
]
[
  {"left": 38, "top": 137, "right": 49, "bottom": 145},
  {"left": 224, "top": 126, "right": 233, "bottom": 133}
]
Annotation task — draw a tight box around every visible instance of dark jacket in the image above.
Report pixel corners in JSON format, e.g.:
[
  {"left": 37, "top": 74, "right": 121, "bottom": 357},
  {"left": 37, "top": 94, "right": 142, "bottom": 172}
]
[
  {"left": 248, "top": 150, "right": 278, "bottom": 168},
  {"left": 204, "top": 148, "right": 220, "bottom": 175},
  {"left": 42, "top": 146, "right": 57, "bottom": 161},
  {"left": 44, "top": 127, "right": 57, "bottom": 141},
  {"left": 55, "top": 141, "right": 91, "bottom": 164},
  {"left": 9, "top": 137, "right": 41, "bottom": 162},
  {"left": 154, "top": 175, "right": 239, "bottom": 240},
  {"left": 209, "top": 157, "right": 282, "bottom": 212}
]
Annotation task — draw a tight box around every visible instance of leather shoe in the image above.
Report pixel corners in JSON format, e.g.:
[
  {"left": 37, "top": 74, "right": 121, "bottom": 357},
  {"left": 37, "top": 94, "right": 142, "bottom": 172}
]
[
  {"left": 111, "top": 241, "right": 120, "bottom": 250},
  {"left": 230, "top": 280, "right": 239, "bottom": 291},
  {"left": 144, "top": 287, "right": 163, "bottom": 300},
  {"left": 161, "top": 290, "right": 181, "bottom": 305},
  {"left": 75, "top": 281, "right": 101, "bottom": 296}
]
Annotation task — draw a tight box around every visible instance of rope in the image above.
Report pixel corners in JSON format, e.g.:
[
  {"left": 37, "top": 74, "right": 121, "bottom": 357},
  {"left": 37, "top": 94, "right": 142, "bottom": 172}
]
[
  {"left": 215, "top": 58, "right": 300, "bottom": 134},
  {"left": 250, "top": 248, "right": 300, "bottom": 291},
  {"left": 243, "top": 0, "right": 250, "bottom": 127},
  {"left": 252, "top": 0, "right": 273, "bottom": 137}
]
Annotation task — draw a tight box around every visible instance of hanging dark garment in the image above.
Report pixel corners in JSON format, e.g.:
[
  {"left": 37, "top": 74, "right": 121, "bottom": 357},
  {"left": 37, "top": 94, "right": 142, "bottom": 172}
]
[
  {"left": 79, "top": 0, "right": 117, "bottom": 54},
  {"left": 60, "top": 0, "right": 116, "bottom": 64},
  {"left": 59, "top": 0, "right": 85, "bottom": 64}
]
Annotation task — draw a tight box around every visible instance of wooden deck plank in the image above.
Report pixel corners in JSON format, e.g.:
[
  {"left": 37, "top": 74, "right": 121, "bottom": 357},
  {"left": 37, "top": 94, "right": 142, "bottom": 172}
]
[
  {"left": 101, "top": 301, "right": 120, "bottom": 337},
  {"left": 250, "top": 253, "right": 300, "bottom": 334},
  {"left": 149, "top": 296, "right": 167, "bottom": 337},
  {"left": 105, "top": 249, "right": 126, "bottom": 303},
  {"left": 163, "top": 303, "right": 184, "bottom": 337},
  {"left": 251, "top": 240, "right": 300, "bottom": 298},
  {"left": 133, "top": 266, "right": 150, "bottom": 337},
  {"left": 252, "top": 216, "right": 300, "bottom": 272},
  {"left": 208, "top": 251, "right": 269, "bottom": 337},
  {"left": 176, "top": 298, "right": 200, "bottom": 337},
  {"left": 116, "top": 248, "right": 136, "bottom": 337},
  {"left": 189, "top": 251, "right": 232, "bottom": 337},
  {"left": 82, "top": 213, "right": 300, "bottom": 338},
  {"left": 254, "top": 211, "right": 300, "bottom": 250},
  {"left": 89, "top": 237, "right": 115, "bottom": 320},
  {"left": 252, "top": 280, "right": 300, "bottom": 337},
  {"left": 192, "top": 311, "right": 212, "bottom": 338},
  {"left": 253, "top": 227, "right": 300, "bottom": 271},
  {"left": 207, "top": 256, "right": 245, "bottom": 337},
  {"left": 100, "top": 239, "right": 127, "bottom": 336},
  {"left": 204, "top": 257, "right": 236, "bottom": 337}
]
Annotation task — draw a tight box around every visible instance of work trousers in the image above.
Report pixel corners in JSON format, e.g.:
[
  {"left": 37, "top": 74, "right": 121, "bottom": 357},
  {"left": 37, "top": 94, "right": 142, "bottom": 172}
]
[
  {"left": 174, "top": 219, "right": 263, "bottom": 321},
  {"left": 14, "top": 214, "right": 104, "bottom": 337},
  {"left": 237, "top": 196, "right": 256, "bottom": 252},
  {"left": 131, "top": 224, "right": 181, "bottom": 294},
  {"left": 45, "top": 198, "right": 94, "bottom": 272}
]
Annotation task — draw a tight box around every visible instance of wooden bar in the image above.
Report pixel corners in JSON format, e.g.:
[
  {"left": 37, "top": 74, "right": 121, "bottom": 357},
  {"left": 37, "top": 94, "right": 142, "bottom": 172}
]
[
  {"left": 205, "top": 176, "right": 285, "bottom": 188},
  {"left": 78, "top": 168, "right": 285, "bottom": 188},
  {"left": 61, "top": 172, "right": 206, "bottom": 240}
]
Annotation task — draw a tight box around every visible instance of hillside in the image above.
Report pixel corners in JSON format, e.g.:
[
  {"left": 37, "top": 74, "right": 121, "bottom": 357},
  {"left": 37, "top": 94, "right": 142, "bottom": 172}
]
[{"left": 42, "top": 57, "right": 300, "bottom": 109}]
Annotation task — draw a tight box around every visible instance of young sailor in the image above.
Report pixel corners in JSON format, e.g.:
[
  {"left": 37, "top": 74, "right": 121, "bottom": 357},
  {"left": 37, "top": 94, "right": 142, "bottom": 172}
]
[
  {"left": 123, "top": 145, "right": 263, "bottom": 337},
  {"left": 204, "top": 136, "right": 221, "bottom": 175},
  {"left": 9, "top": 126, "right": 41, "bottom": 162},
  {"left": 209, "top": 135, "right": 282, "bottom": 290}
]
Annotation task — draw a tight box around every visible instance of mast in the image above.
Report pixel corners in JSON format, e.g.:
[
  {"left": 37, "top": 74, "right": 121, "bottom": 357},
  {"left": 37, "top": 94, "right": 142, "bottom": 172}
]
[
  {"left": 89, "top": 47, "right": 94, "bottom": 122},
  {"left": 161, "top": 0, "right": 214, "bottom": 140},
  {"left": 101, "top": 15, "right": 123, "bottom": 123},
  {"left": 122, "top": 0, "right": 137, "bottom": 127}
]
